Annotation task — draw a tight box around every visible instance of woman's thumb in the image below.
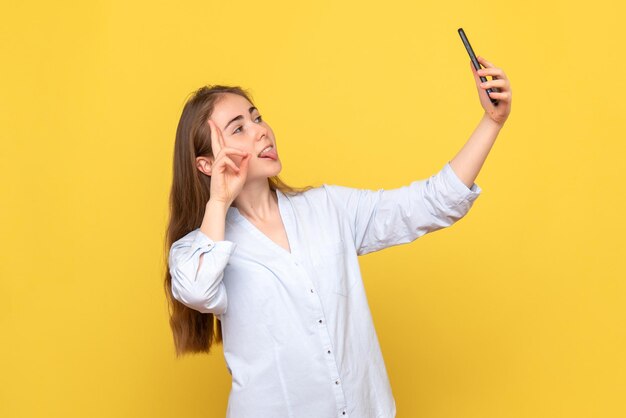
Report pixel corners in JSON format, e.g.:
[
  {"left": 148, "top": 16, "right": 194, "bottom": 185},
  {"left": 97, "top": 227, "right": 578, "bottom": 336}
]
[
  {"left": 470, "top": 60, "right": 479, "bottom": 79},
  {"left": 240, "top": 152, "right": 251, "bottom": 172}
]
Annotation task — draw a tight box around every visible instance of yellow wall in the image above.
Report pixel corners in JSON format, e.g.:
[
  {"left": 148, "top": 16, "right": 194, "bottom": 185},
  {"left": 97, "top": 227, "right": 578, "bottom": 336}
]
[{"left": 2, "top": 0, "right": 625, "bottom": 417}]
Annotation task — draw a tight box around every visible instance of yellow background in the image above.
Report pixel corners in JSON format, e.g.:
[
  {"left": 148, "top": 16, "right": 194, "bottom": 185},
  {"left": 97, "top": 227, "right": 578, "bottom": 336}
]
[{"left": 1, "top": 0, "right": 625, "bottom": 417}]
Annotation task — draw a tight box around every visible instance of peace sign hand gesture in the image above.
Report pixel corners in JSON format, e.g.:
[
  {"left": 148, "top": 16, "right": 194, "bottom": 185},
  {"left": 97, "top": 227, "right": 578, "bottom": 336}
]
[
  {"left": 206, "top": 119, "right": 251, "bottom": 207},
  {"left": 470, "top": 56, "right": 512, "bottom": 126}
]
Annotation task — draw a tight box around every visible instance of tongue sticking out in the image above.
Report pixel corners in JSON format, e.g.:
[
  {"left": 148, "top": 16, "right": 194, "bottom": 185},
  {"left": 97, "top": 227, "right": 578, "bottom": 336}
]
[{"left": 259, "top": 148, "right": 278, "bottom": 160}]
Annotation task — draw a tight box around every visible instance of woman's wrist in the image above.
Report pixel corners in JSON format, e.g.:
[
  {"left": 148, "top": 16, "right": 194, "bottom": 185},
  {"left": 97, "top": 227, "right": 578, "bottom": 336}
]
[
  {"left": 200, "top": 201, "right": 228, "bottom": 241},
  {"left": 207, "top": 198, "right": 230, "bottom": 212},
  {"left": 483, "top": 112, "right": 505, "bottom": 130}
]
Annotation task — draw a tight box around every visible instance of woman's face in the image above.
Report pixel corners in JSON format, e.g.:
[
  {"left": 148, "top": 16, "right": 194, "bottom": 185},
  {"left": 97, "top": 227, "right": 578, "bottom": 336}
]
[{"left": 206, "top": 92, "right": 282, "bottom": 181}]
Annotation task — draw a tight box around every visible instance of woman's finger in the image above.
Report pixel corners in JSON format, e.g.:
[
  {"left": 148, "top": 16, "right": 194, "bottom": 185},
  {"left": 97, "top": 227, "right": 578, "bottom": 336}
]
[
  {"left": 480, "top": 79, "right": 507, "bottom": 90},
  {"left": 209, "top": 119, "right": 228, "bottom": 153},
  {"left": 477, "top": 56, "right": 495, "bottom": 68},
  {"left": 224, "top": 160, "right": 240, "bottom": 173},
  {"left": 476, "top": 67, "right": 501, "bottom": 76},
  {"left": 471, "top": 60, "right": 483, "bottom": 81},
  {"left": 477, "top": 67, "right": 506, "bottom": 80},
  {"left": 215, "top": 121, "right": 227, "bottom": 150},
  {"left": 208, "top": 120, "right": 221, "bottom": 156},
  {"left": 216, "top": 155, "right": 241, "bottom": 173},
  {"left": 485, "top": 91, "right": 510, "bottom": 101},
  {"left": 215, "top": 147, "right": 248, "bottom": 161},
  {"left": 477, "top": 56, "right": 507, "bottom": 80}
]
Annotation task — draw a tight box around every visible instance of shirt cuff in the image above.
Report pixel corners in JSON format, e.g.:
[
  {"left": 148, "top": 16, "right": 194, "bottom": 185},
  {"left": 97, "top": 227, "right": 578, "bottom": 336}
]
[
  {"left": 192, "top": 228, "right": 237, "bottom": 255},
  {"left": 442, "top": 161, "right": 482, "bottom": 205}
]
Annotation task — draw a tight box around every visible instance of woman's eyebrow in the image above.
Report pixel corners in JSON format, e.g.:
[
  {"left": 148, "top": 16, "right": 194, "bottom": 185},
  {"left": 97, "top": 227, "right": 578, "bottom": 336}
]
[{"left": 223, "top": 106, "right": 257, "bottom": 131}]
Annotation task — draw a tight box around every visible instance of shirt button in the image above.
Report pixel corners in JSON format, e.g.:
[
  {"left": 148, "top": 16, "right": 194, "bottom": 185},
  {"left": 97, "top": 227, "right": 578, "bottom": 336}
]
[
  {"left": 335, "top": 380, "right": 339, "bottom": 385},
  {"left": 327, "top": 350, "right": 331, "bottom": 354},
  {"left": 310, "top": 288, "right": 314, "bottom": 293},
  {"left": 319, "top": 319, "right": 323, "bottom": 324},
  {"left": 342, "top": 412, "right": 346, "bottom": 415}
]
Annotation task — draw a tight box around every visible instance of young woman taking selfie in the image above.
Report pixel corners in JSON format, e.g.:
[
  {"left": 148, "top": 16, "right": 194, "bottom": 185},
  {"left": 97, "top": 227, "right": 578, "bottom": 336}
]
[{"left": 163, "top": 56, "right": 512, "bottom": 417}]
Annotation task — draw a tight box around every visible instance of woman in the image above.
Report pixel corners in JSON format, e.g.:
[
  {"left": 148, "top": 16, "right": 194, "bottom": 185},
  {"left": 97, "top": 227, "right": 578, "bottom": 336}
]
[{"left": 164, "top": 56, "right": 512, "bottom": 417}]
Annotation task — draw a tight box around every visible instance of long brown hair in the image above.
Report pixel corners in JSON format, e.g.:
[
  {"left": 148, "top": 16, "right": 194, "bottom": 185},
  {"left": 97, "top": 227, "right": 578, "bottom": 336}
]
[{"left": 164, "top": 85, "right": 314, "bottom": 357}]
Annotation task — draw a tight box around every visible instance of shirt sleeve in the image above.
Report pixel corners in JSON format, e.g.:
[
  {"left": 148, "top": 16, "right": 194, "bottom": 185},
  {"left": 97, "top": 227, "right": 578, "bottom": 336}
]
[
  {"left": 168, "top": 228, "right": 237, "bottom": 315},
  {"left": 322, "top": 161, "right": 482, "bottom": 256}
]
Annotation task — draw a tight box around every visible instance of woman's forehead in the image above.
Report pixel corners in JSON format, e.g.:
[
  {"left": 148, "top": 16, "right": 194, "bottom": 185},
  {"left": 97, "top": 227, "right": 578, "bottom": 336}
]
[{"left": 214, "top": 93, "right": 253, "bottom": 113}]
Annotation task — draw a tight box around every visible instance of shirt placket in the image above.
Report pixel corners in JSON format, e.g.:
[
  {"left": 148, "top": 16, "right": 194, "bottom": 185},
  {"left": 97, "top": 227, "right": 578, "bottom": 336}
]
[
  {"left": 280, "top": 194, "right": 349, "bottom": 417},
  {"left": 293, "top": 261, "right": 349, "bottom": 417}
]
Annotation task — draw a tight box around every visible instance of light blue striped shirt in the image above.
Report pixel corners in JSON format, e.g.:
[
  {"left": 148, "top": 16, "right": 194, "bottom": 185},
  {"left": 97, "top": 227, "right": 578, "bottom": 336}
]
[{"left": 169, "top": 161, "right": 482, "bottom": 418}]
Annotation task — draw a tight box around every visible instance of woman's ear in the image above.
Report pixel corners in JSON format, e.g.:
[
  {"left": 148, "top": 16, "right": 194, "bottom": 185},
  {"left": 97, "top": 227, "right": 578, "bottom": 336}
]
[{"left": 195, "top": 156, "right": 214, "bottom": 176}]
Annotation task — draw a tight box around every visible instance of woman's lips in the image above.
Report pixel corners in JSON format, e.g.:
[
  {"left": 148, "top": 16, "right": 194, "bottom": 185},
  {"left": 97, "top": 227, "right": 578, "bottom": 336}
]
[{"left": 259, "top": 148, "right": 278, "bottom": 160}]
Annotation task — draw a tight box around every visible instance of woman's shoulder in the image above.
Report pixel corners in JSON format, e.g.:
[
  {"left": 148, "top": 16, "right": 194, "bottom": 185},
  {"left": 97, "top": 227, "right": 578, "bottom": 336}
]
[
  {"left": 281, "top": 183, "right": 353, "bottom": 216},
  {"left": 278, "top": 184, "right": 324, "bottom": 202}
]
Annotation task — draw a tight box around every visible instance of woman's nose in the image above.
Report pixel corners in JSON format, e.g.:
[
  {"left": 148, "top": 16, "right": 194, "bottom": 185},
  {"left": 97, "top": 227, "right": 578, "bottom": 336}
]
[{"left": 255, "top": 124, "right": 269, "bottom": 140}]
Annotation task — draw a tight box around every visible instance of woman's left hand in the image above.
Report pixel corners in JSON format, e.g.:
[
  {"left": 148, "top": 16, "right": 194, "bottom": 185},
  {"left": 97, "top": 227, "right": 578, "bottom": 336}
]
[{"left": 470, "top": 56, "right": 512, "bottom": 126}]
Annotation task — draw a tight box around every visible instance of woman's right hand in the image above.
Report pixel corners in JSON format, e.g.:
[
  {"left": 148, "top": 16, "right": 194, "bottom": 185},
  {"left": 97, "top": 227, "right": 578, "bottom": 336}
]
[{"left": 206, "top": 119, "right": 251, "bottom": 207}]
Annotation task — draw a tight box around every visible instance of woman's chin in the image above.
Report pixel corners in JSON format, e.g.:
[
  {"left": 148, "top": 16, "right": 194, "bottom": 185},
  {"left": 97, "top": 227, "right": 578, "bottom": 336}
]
[
  {"left": 251, "top": 159, "right": 282, "bottom": 178},
  {"left": 270, "top": 160, "right": 282, "bottom": 176},
  {"left": 265, "top": 157, "right": 281, "bottom": 170}
]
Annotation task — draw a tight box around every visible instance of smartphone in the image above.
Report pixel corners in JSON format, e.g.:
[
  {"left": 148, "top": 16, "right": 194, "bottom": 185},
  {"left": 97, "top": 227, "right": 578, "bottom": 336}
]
[{"left": 458, "top": 28, "right": 499, "bottom": 106}]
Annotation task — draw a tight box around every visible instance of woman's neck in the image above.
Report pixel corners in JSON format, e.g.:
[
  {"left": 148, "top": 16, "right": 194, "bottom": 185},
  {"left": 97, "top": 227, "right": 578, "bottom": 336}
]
[{"left": 232, "top": 180, "right": 277, "bottom": 222}]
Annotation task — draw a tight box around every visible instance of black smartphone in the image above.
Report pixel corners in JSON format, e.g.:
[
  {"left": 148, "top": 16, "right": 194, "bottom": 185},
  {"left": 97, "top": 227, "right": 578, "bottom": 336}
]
[{"left": 458, "top": 28, "right": 499, "bottom": 106}]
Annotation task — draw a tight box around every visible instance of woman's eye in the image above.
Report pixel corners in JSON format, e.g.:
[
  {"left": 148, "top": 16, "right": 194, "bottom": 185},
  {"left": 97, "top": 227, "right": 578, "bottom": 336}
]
[{"left": 233, "top": 116, "right": 262, "bottom": 134}]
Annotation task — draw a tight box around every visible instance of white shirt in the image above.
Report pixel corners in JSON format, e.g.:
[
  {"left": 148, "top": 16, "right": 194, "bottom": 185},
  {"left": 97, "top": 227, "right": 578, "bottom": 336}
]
[{"left": 169, "top": 161, "right": 482, "bottom": 418}]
